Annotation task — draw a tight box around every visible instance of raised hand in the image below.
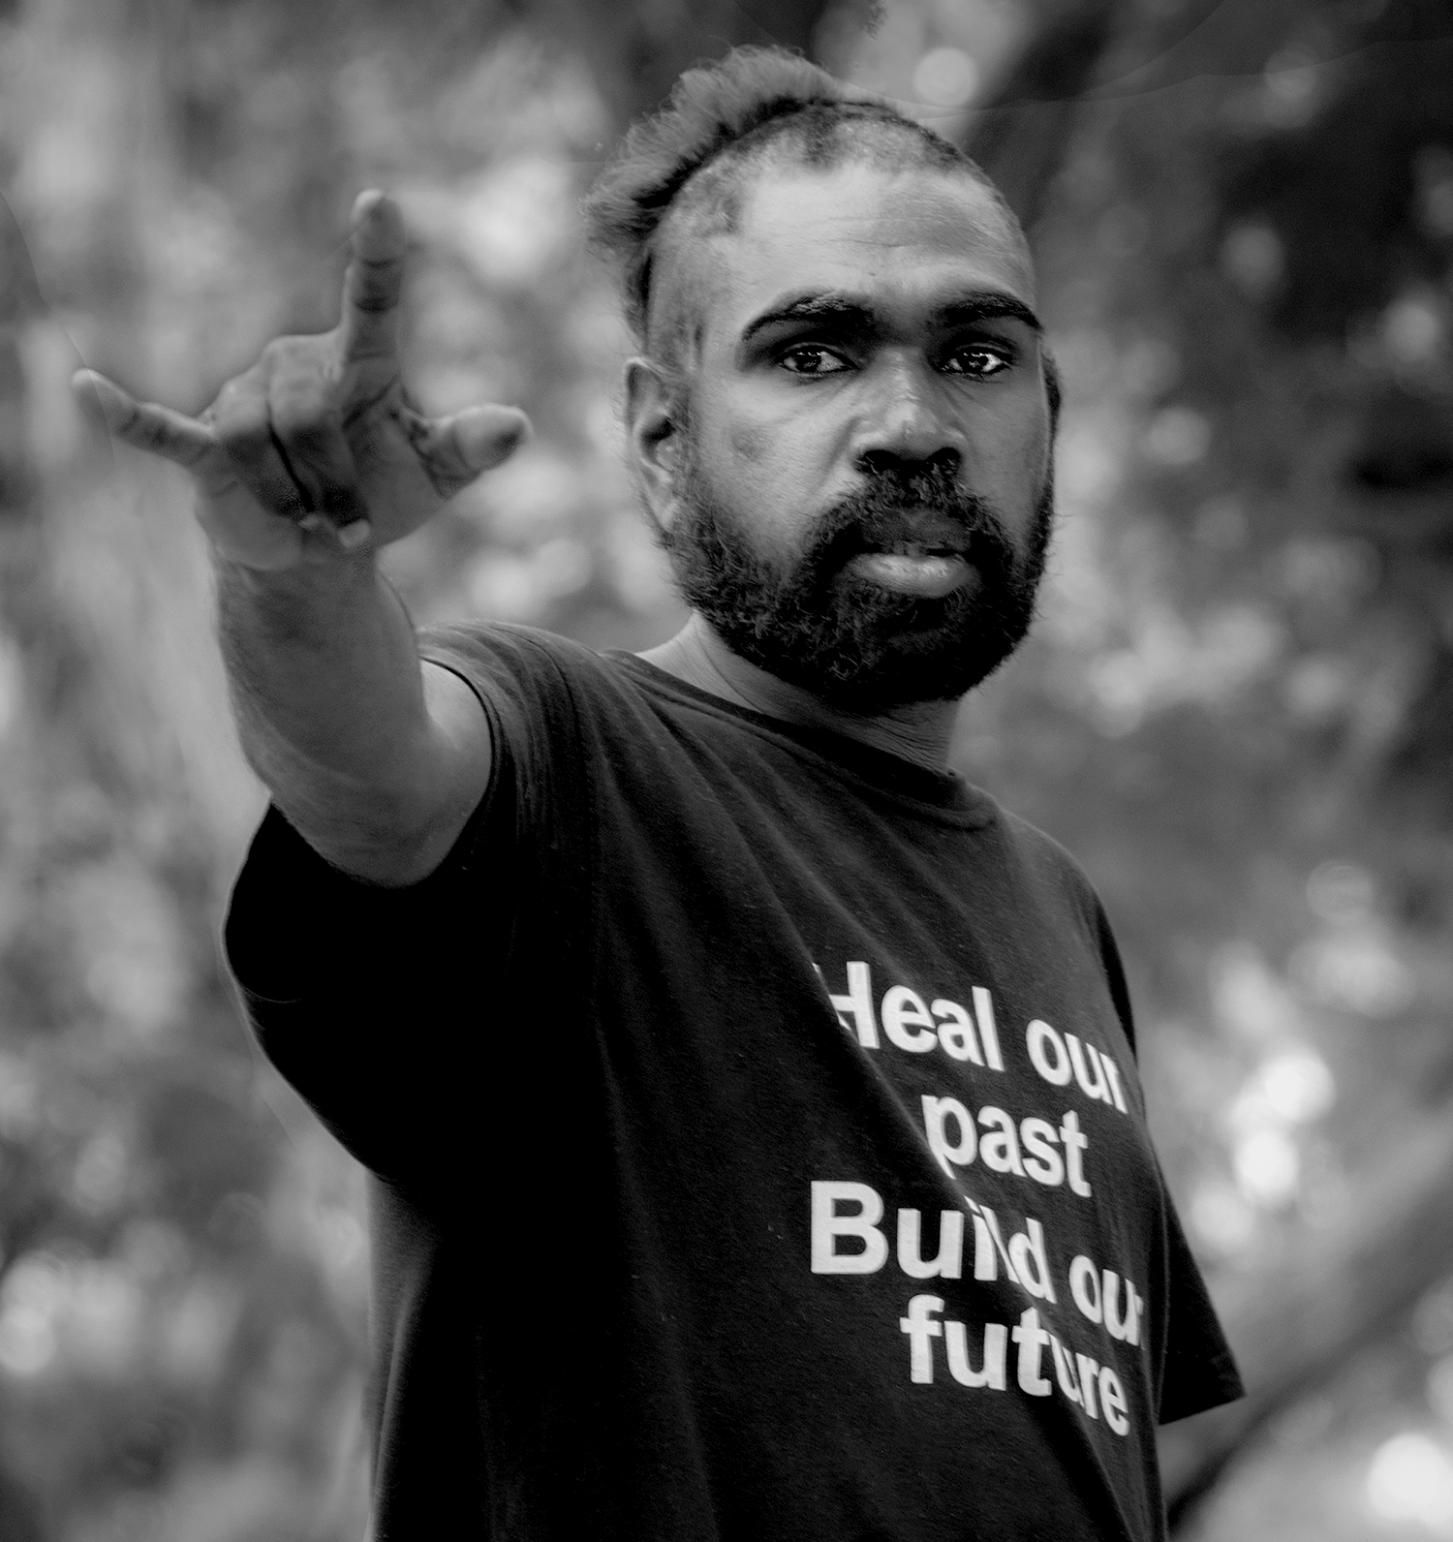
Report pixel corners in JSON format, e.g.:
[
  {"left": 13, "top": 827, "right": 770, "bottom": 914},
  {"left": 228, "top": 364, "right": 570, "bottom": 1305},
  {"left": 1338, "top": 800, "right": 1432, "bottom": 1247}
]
[{"left": 73, "top": 191, "right": 530, "bottom": 572}]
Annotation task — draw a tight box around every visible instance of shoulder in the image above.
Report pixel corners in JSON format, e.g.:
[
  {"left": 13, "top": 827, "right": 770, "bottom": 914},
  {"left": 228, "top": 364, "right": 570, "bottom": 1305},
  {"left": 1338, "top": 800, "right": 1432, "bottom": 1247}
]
[
  {"left": 995, "top": 803, "right": 1104, "bottom": 910},
  {"left": 417, "top": 621, "right": 654, "bottom": 746},
  {"left": 415, "top": 623, "right": 734, "bottom": 828},
  {"left": 419, "top": 619, "right": 614, "bottom": 695},
  {"left": 991, "top": 803, "right": 1140, "bottom": 1051}
]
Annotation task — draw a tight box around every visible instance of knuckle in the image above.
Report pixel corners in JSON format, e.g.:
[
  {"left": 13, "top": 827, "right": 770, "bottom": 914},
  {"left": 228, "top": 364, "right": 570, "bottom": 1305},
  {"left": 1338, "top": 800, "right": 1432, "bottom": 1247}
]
[
  {"left": 319, "top": 486, "right": 366, "bottom": 521},
  {"left": 259, "top": 334, "right": 336, "bottom": 386},
  {"left": 213, "top": 408, "right": 267, "bottom": 456},
  {"left": 136, "top": 417, "right": 171, "bottom": 453},
  {"left": 212, "top": 373, "right": 249, "bottom": 406},
  {"left": 350, "top": 288, "right": 395, "bottom": 315},
  {"left": 274, "top": 398, "right": 341, "bottom": 448},
  {"left": 109, "top": 397, "right": 142, "bottom": 437},
  {"left": 259, "top": 332, "right": 315, "bottom": 363},
  {"left": 210, "top": 377, "right": 264, "bottom": 434},
  {"left": 249, "top": 469, "right": 305, "bottom": 516},
  {"left": 353, "top": 252, "right": 400, "bottom": 285}
]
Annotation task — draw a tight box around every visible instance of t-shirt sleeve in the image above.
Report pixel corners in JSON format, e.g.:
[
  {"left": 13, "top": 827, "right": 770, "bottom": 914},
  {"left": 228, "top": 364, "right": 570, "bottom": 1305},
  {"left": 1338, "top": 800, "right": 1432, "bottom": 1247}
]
[
  {"left": 223, "top": 623, "right": 594, "bottom": 1181},
  {"left": 1085, "top": 896, "right": 1244, "bottom": 1420},
  {"left": 1006, "top": 819, "right": 1244, "bottom": 1419},
  {"left": 225, "top": 805, "right": 484, "bottom": 1177},
  {"left": 1155, "top": 1194, "right": 1245, "bottom": 1421},
  {"left": 1092, "top": 911, "right": 1244, "bottom": 1421},
  {"left": 1087, "top": 912, "right": 1244, "bottom": 1420}
]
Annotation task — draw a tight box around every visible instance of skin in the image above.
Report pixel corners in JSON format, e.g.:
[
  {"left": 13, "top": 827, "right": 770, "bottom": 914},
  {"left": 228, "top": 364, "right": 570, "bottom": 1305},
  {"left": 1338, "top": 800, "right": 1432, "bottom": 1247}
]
[
  {"left": 629, "top": 163, "right": 1053, "bottom": 770},
  {"left": 73, "top": 192, "right": 522, "bottom": 883},
  {"left": 71, "top": 161, "right": 1053, "bottom": 882}
]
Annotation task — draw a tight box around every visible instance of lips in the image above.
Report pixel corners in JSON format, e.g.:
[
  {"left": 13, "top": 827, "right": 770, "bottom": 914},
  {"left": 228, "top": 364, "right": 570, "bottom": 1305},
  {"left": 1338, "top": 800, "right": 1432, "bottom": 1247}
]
[
  {"left": 829, "top": 510, "right": 972, "bottom": 564},
  {"left": 840, "top": 533, "right": 977, "bottom": 597},
  {"left": 800, "top": 474, "right": 1017, "bottom": 603},
  {"left": 834, "top": 512, "right": 984, "bottom": 582},
  {"left": 871, "top": 538, "right": 967, "bottom": 558}
]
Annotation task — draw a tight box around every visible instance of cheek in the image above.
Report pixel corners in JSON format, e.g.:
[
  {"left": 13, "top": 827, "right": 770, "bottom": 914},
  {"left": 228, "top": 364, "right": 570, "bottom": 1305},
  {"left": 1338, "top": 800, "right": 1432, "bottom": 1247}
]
[
  {"left": 1017, "top": 420, "right": 1050, "bottom": 479},
  {"left": 726, "top": 416, "right": 827, "bottom": 493},
  {"left": 992, "top": 399, "right": 1053, "bottom": 493},
  {"left": 729, "top": 420, "right": 772, "bottom": 463},
  {"left": 694, "top": 383, "right": 830, "bottom": 507}
]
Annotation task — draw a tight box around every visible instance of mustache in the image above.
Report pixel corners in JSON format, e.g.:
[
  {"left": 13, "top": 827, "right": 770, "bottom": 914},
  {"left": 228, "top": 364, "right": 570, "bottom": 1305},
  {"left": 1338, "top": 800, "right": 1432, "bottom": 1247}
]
[{"left": 804, "top": 464, "right": 1018, "bottom": 578}]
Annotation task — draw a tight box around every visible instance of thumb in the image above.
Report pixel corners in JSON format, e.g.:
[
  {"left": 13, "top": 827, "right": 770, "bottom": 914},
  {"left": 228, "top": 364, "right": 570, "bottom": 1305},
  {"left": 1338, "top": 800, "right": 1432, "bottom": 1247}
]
[
  {"left": 415, "top": 404, "right": 531, "bottom": 491},
  {"left": 71, "top": 368, "right": 215, "bottom": 469}
]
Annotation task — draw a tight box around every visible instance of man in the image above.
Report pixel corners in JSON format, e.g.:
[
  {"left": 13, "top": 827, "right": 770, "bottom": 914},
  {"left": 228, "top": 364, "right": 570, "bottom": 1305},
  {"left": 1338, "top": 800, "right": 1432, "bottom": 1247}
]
[{"left": 78, "top": 45, "right": 1241, "bottom": 1542}]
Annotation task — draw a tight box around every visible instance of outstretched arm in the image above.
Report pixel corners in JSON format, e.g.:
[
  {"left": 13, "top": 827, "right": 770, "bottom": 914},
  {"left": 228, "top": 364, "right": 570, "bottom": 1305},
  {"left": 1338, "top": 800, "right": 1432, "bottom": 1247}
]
[{"left": 75, "top": 191, "right": 529, "bottom": 884}]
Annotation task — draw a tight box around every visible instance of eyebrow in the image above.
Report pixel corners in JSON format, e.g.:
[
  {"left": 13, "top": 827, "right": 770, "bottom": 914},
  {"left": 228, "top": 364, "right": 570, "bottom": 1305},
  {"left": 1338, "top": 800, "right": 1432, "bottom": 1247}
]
[{"left": 738, "top": 289, "right": 1043, "bottom": 346}]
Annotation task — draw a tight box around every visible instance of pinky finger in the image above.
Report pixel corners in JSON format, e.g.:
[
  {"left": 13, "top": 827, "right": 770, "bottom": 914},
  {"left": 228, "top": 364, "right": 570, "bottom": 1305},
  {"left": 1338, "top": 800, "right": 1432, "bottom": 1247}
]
[{"left": 71, "top": 369, "right": 216, "bottom": 470}]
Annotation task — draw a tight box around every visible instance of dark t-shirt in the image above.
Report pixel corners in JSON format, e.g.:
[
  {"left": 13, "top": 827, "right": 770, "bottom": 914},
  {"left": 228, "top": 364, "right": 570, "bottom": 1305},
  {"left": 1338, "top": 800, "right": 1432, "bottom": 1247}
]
[{"left": 225, "top": 622, "right": 1241, "bottom": 1542}]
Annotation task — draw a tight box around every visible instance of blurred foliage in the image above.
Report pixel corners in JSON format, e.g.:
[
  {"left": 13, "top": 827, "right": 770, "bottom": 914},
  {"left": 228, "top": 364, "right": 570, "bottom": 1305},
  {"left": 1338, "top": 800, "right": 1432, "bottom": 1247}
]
[{"left": 0, "top": 0, "right": 1451, "bottom": 1537}]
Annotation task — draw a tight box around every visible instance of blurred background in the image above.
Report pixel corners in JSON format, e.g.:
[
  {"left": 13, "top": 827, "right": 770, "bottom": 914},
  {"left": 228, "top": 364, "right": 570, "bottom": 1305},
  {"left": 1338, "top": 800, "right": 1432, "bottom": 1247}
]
[{"left": 0, "top": 0, "right": 1451, "bottom": 1536}]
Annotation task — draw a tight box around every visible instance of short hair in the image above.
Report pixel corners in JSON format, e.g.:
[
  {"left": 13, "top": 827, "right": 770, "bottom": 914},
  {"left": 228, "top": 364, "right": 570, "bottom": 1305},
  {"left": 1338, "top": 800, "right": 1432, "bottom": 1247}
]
[{"left": 583, "top": 47, "right": 1029, "bottom": 370}]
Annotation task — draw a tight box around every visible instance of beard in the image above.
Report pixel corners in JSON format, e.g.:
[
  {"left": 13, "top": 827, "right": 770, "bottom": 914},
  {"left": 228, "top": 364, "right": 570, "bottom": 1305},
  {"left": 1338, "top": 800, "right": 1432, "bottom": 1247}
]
[{"left": 661, "top": 451, "right": 1055, "bottom": 713}]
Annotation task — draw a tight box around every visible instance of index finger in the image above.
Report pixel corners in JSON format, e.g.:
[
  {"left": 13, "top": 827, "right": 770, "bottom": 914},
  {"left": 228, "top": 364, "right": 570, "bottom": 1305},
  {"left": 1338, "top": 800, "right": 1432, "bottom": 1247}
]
[{"left": 337, "top": 189, "right": 406, "bottom": 363}]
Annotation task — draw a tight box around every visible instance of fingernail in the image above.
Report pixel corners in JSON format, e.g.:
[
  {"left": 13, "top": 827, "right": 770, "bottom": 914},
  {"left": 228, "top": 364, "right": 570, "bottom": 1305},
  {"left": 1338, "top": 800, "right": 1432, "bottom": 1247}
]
[{"left": 337, "top": 519, "right": 372, "bottom": 551}]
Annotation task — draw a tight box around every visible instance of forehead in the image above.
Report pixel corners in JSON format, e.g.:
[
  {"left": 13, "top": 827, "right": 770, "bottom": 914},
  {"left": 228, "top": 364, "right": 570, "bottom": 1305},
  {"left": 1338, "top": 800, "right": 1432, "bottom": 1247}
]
[{"left": 696, "top": 163, "right": 1035, "bottom": 346}]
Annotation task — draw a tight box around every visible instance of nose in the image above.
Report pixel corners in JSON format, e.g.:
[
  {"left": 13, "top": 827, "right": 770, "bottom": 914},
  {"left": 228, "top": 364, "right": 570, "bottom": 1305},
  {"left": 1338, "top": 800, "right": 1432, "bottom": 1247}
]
[
  {"left": 857, "top": 443, "right": 961, "bottom": 481},
  {"left": 852, "top": 359, "right": 962, "bottom": 478}
]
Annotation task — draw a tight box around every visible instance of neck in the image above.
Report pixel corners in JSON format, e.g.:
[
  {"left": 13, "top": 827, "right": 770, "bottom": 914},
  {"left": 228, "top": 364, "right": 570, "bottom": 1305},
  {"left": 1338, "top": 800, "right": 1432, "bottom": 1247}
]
[{"left": 638, "top": 616, "right": 961, "bottom": 772}]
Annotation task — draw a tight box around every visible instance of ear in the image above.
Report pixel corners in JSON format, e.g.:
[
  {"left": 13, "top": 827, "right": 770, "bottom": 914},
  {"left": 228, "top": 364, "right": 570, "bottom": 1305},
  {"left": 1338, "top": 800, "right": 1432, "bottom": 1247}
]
[{"left": 625, "top": 356, "right": 683, "bottom": 535}]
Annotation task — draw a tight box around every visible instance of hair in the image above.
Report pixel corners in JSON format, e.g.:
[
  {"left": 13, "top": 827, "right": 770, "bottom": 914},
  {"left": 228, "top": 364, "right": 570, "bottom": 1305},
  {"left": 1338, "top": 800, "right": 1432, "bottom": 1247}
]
[{"left": 582, "top": 47, "right": 1030, "bottom": 374}]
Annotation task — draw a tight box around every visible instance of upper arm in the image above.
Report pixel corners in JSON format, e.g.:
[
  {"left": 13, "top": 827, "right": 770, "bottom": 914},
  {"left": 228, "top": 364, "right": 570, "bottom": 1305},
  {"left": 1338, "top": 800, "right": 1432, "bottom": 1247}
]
[
  {"left": 319, "top": 659, "right": 494, "bottom": 888},
  {"left": 399, "top": 659, "right": 496, "bottom": 884}
]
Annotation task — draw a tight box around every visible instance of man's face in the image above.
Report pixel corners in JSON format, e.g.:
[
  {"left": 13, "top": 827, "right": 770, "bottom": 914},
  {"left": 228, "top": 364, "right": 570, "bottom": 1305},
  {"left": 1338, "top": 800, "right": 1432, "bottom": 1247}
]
[{"left": 654, "top": 161, "right": 1056, "bottom": 711}]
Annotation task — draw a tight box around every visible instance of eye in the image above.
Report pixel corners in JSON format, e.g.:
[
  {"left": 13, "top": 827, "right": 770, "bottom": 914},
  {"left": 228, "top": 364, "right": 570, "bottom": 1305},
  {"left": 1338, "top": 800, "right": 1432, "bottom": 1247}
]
[
  {"left": 778, "top": 343, "right": 852, "bottom": 377},
  {"left": 943, "top": 344, "right": 1014, "bottom": 379}
]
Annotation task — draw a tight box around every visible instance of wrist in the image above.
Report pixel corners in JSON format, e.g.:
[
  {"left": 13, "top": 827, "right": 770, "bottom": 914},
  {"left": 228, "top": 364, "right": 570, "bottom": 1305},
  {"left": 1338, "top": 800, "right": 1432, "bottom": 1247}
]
[
  {"left": 212, "top": 544, "right": 395, "bottom": 654},
  {"left": 212, "top": 542, "right": 379, "bottom": 600}
]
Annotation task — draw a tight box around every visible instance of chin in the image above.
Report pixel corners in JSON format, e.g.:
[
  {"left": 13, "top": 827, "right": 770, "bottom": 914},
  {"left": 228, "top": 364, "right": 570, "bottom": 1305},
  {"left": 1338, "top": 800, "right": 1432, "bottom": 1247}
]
[{"left": 729, "top": 610, "right": 1027, "bottom": 714}]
